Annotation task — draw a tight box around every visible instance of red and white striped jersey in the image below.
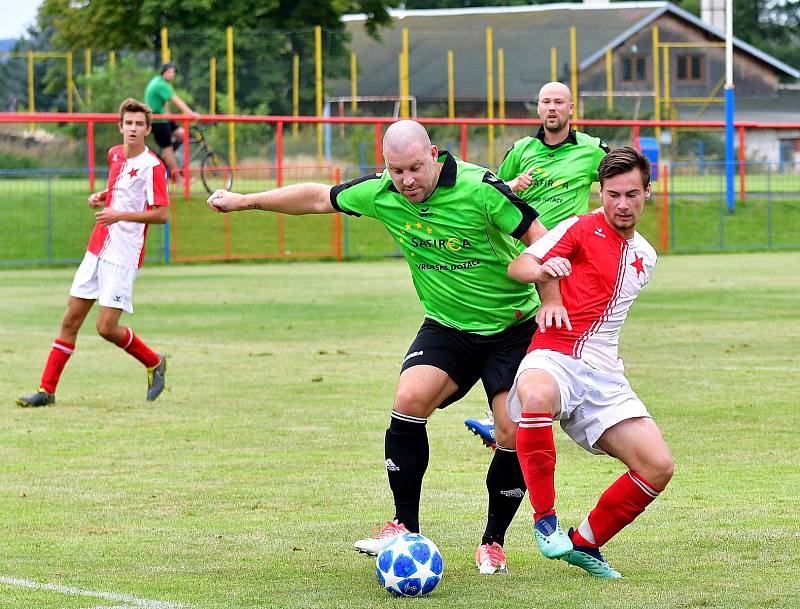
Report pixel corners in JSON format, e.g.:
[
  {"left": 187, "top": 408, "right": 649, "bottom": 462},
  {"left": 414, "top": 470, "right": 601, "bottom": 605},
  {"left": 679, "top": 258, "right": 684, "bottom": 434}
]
[
  {"left": 526, "top": 212, "right": 656, "bottom": 374},
  {"left": 86, "top": 144, "right": 169, "bottom": 269}
]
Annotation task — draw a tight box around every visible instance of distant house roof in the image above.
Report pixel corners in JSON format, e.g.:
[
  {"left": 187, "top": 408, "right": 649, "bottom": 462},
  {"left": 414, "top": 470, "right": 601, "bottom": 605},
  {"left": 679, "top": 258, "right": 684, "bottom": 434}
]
[{"left": 337, "top": 2, "right": 799, "bottom": 103}]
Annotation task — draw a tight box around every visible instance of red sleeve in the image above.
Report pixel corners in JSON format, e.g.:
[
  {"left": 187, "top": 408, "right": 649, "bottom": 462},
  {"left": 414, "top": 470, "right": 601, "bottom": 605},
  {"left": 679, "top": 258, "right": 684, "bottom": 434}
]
[
  {"left": 152, "top": 162, "right": 170, "bottom": 207},
  {"left": 528, "top": 215, "right": 581, "bottom": 262}
]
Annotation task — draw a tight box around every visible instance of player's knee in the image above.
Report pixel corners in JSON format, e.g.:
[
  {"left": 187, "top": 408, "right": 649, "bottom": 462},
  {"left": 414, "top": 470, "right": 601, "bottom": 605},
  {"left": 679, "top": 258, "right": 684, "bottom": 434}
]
[
  {"left": 494, "top": 418, "right": 517, "bottom": 447},
  {"left": 393, "top": 387, "right": 433, "bottom": 418},
  {"left": 641, "top": 454, "right": 674, "bottom": 491},
  {"left": 518, "top": 386, "right": 558, "bottom": 416},
  {"left": 95, "top": 318, "right": 117, "bottom": 342}
]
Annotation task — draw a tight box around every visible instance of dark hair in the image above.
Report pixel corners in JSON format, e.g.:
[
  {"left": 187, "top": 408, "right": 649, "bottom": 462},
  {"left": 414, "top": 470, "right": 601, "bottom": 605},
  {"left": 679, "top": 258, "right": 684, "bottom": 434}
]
[
  {"left": 598, "top": 146, "right": 651, "bottom": 188},
  {"left": 160, "top": 62, "right": 177, "bottom": 74},
  {"left": 118, "top": 98, "right": 153, "bottom": 128}
]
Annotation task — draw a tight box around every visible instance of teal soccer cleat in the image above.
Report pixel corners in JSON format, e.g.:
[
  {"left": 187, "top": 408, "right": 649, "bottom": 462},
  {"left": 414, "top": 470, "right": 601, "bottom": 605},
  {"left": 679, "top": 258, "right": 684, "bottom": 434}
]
[
  {"left": 562, "top": 528, "right": 622, "bottom": 579},
  {"left": 534, "top": 514, "right": 573, "bottom": 559}
]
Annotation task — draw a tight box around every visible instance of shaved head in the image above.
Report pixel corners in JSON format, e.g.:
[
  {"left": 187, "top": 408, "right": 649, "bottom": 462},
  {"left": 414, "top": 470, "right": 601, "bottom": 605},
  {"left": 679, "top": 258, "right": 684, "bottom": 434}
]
[
  {"left": 383, "top": 120, "right": 432, "bottom": 156},
  {"left": 537, "top": 81, "right": 574, "bottom": 141},
  {"left": 538, "top": 81, "right": 572, "bottom": 103},
  {"left": 382, "top": 120, "right": 440, "bottom": 204}
]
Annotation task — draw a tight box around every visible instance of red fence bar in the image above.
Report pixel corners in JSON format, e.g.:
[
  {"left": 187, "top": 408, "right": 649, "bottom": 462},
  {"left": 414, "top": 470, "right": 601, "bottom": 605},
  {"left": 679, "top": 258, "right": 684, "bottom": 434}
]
[
  {"left": 374, "top": 122, "right": 382, "bottom": 170},
  {"left": 4, "top": 111, "right": 800, "bottom": 130},
  {"left": 179, "top": 119, "right": 189, "bottom": 199},
  {"left": 460, "top": 123, "right": 468, "bottom": 161},
  {"left": 87, "top": 121, "right": 95, "bottom": 191},
  {"left": 738, "top": 126, "right": 746, "bottom": 202},
  {"left": 632, "top": 125, "right": 640, "bottom": 150},
  {"left": 276, "top": 121, "right": 284, "bottom": 188},
  {"left": 661, "top": 164, "right": 669, "bottom": 254}
]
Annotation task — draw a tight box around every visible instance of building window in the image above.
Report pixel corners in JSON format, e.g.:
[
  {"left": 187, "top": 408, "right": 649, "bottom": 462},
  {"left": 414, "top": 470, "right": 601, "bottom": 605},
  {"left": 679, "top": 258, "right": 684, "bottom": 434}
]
[
  {"left": 621, "top": 55, "right": 648, "bottom": 82},
  {"left": 677, "top": 54, "right": 704, "bottom": 82}
]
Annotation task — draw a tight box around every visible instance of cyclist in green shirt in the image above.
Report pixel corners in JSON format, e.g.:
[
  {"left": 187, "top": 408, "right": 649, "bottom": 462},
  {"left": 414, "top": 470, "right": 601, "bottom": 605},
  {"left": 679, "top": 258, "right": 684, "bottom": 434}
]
[
  {"left": 207, "top": 120, "right": 569, "bottom": 576},
  {"left": 144, "top": 62, "right": 199, "bottom": 179},
  {"left": 465, "top": 81, "right": 610, "bottom": 448}
]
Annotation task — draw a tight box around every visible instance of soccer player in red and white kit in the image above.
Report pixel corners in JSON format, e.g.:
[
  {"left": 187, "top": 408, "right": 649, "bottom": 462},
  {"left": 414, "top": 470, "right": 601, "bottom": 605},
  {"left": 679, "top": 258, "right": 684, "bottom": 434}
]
[
  {"left": 506, "top": 146, "right": 674, "bottom": 578},
  {"left": 16, "top": 98, "right": 169, "bottom": 407}
]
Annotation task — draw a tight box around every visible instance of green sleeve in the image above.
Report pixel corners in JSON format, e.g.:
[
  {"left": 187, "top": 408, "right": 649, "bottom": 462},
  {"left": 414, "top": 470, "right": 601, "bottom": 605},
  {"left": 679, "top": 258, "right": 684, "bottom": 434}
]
[
  {"left": 496, "top": 142, "right": 520, "bottom": 182},
  {"left": 591, "top": 144, "right": 607, "bottom": 182},
  {"left": 481, "top": 172, "right": 538, "bottom": 238},
  {"left": 329, "top": 173, "right": 381, "bottom": 218}
]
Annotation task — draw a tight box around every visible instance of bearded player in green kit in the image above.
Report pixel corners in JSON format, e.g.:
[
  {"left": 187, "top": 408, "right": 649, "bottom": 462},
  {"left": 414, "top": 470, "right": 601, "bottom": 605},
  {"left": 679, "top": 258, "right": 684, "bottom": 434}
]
[{"left": 465, "top": 81, "right": 609, "bottom": 450}]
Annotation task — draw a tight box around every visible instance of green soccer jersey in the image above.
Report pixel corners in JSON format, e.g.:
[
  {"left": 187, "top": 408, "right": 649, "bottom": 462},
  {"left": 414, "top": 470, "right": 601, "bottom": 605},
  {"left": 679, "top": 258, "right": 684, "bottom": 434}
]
[
  {"left": 331, "top": 152, "right": 540, "bottom": 335},
  {"left": 144, "top": 75, "right": 174, "bottom": 123},
  {"left": 498, "top": 127, "right": 609, "bottom": 230}
]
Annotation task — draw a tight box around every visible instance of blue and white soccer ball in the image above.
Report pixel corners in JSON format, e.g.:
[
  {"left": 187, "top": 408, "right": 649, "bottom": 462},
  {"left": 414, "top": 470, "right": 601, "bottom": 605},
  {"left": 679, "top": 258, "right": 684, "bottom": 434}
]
[{"left": 376, "top": 532, "right": 444, "bottom": 597}]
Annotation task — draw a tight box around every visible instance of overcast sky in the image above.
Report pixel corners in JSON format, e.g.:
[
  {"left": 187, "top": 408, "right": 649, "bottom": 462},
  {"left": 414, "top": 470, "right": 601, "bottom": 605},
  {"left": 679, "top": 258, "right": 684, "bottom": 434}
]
[{"left": 0, "top": 0, "right": 42, "bottom": 40}]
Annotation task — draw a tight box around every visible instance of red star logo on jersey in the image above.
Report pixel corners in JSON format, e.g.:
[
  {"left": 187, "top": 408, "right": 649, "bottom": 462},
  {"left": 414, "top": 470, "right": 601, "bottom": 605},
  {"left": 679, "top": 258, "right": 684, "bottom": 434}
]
[
  {"left": 128, "top": 167, "right": 138, "bottom": 178},
  {"left": 630, "top": 254, "right": 645, "bottom": 277}
]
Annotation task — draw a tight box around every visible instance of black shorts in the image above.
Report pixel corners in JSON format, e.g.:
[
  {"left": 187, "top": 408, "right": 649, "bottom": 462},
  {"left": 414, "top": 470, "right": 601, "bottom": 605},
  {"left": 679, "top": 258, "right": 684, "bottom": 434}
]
[
  {"left": 151, "top": 121, "right": 178, "bottom": 148},
  {"left": 400, "top": 317, "right": 537, "bottom": 410}
]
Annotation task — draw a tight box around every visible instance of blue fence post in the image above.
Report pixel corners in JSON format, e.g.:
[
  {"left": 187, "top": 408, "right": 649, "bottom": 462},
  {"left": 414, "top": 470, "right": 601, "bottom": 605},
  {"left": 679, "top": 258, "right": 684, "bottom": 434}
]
[
  {"left": 698, "top": 140, "right": 705, "bottom": 176},
  {"left": 164, "top": 220, "right": 171, "bottom": 264},
  {"left": 724, "top": 87, "right": 736, "bottom": 214}
]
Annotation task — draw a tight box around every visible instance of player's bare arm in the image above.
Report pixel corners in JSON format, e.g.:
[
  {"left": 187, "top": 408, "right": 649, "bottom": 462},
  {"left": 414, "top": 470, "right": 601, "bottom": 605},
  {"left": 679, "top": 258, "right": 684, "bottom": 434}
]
[
  {"left": 88, "top": 189, "right": 108, "bottom": 208},
  {"left": 207, "top": 183, "right": 335, "bottom": 215},
  {"left": 518, "top": 218, "right": 548, "bottom": 247},
  {"left": 94, "top": 205, "right": 168, "bottom": 226},
  {"left": 536, "top": 279, "right": 571, "bottom": 332},
  {"left": 509, "top": 252, "right": 571, "bottom": 284},
  {"left": 509, "top": 253, "right": 572, "bottom": 331}
]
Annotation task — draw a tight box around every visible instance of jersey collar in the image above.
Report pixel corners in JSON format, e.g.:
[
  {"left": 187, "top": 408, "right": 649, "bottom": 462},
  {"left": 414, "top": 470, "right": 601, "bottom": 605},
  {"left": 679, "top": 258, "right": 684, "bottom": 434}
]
[
  {"left": 386, "top": 150, "right": 457, "bottom": 194},
  {"left": 534, "top": 126, "right": 578, "bottom": 149}
]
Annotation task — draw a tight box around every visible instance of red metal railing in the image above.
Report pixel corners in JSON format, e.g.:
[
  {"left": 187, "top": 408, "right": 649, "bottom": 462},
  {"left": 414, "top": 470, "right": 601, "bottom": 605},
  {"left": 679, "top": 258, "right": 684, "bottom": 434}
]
[{"left": 3, "top": 111, "right": 798, "bottom": 197}]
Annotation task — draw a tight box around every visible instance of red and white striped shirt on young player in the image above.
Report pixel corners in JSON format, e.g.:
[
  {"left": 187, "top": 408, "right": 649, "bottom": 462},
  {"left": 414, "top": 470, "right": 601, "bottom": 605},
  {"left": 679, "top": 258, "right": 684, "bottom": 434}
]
[
  {"left": 526, "top": 212, "right": 657, "bottom": 374},
  {"left": 86, "top": 144, "right": 169, "bottom": 269}
]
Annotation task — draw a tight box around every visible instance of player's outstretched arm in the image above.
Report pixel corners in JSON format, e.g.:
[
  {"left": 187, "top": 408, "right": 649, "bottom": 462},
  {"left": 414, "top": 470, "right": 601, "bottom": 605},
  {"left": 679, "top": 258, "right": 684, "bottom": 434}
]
[{"left": 207, "top": 184, "right": 334, "bottom": 216}]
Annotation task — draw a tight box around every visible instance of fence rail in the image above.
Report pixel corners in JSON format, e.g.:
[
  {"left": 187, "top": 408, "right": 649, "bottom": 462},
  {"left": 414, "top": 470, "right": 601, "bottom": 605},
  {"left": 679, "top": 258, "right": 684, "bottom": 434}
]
[{"left": 0, "top": 113, "right": 798, "bottom": 265}]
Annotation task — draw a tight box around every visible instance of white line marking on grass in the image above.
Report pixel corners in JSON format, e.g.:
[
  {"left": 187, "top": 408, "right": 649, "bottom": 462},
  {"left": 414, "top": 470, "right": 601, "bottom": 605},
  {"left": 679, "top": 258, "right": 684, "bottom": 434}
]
[{"left": 0, "top": 576, "right": 187, "bottom": 609}]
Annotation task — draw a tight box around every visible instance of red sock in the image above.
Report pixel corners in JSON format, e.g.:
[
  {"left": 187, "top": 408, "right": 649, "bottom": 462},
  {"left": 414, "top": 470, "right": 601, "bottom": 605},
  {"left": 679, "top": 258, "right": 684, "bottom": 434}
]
[
  {"left": 116, "top": 327, "right": 160, "bottom": 368},
  {"left": 40, "top": 339, "right": 75, "bottom": 393},
  {"left": 573, "top": 471, "right": 661, "bottom": 548},
  {"left": 516, "top": 412, "right": 556, "bottom": 520}
]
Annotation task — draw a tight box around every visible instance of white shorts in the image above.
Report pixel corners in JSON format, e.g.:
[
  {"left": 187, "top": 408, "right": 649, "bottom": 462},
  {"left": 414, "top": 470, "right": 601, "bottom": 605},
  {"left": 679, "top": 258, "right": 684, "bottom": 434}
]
[
  {"left": 69, "top": 252, "right": 138, "bottom": 314},
  {"left": 508, "top": 349, "right": 651, "bottom": 455}
]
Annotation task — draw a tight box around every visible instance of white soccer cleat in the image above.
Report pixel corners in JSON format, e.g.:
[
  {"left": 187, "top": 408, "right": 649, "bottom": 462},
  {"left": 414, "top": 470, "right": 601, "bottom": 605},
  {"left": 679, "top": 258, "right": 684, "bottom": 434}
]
[
  {"left": 354, "top": 519, "right": 410, "bottom": 556},
  {"left": 475, "top": 541, "right": 509, "bottom": 574}
]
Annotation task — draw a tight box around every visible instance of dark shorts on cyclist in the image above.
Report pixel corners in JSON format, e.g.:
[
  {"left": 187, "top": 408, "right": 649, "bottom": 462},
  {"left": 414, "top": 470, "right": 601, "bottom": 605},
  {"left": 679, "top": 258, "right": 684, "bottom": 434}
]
[{"left": 152, "top": 121, "right": 179, "bottom": 149}]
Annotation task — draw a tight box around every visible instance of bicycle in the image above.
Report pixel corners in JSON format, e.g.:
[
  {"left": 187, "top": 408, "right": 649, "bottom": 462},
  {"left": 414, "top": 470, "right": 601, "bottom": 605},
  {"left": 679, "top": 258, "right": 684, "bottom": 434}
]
[{"left": 172, "top": 122, "right": 233, "bottom": 194}]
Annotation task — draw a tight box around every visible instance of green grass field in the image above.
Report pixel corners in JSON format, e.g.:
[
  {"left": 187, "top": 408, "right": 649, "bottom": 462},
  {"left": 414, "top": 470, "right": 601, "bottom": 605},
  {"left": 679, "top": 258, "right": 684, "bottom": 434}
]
[{"left": 1, "top": 252, "right": 799, "bottom": 608}]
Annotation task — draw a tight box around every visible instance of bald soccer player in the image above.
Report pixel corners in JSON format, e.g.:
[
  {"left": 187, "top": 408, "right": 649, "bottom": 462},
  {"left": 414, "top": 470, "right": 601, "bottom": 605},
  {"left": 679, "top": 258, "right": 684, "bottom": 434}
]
[{"left": 207, "top": 120, "right": 568, "bottom": 575}]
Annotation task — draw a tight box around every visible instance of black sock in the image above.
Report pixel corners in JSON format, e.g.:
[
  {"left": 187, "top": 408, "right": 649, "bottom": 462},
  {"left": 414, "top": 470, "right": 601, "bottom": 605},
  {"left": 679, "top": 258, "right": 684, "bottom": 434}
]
[
  {"left": 481, "top": 444, "right": 527, "bottom": 547},
  {"left": 385, "top": 411, "right": 429, "bottom": 533}
]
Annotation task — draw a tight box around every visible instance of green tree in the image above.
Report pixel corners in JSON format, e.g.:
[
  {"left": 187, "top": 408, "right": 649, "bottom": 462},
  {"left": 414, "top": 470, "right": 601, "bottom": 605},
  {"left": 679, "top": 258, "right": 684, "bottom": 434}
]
[{"left": 34, "top": 0, "right": 400, "bottom": 116}]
